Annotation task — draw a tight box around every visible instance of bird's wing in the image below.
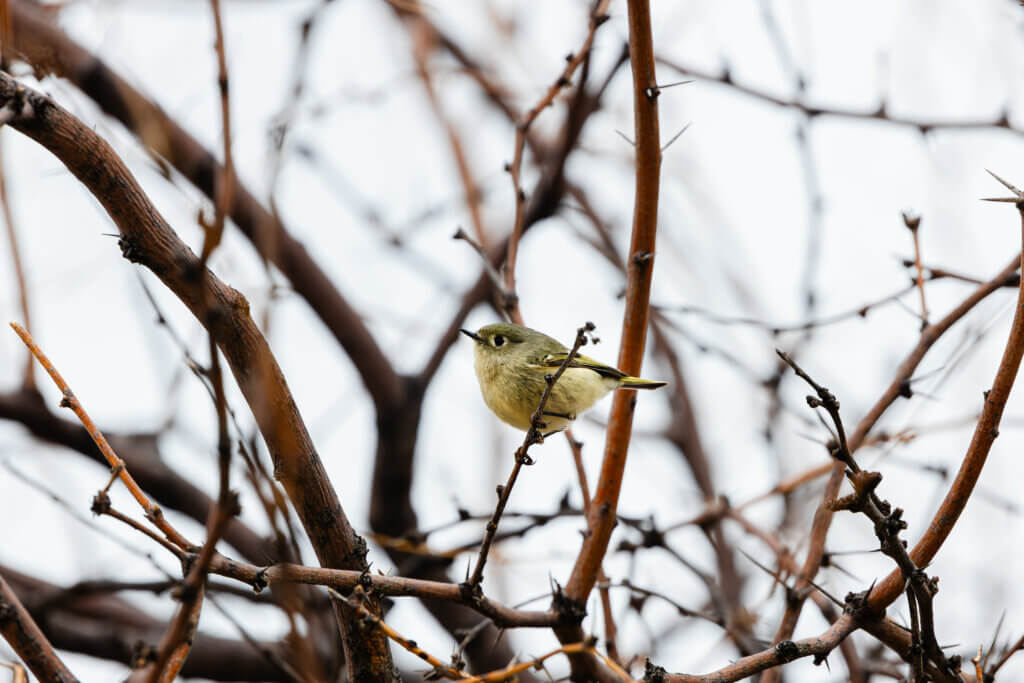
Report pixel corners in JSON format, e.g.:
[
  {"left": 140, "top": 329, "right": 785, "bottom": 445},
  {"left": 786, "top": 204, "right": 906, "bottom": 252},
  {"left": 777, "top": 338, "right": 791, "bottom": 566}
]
[{"left": 535, "top": 352, "right": 626, "bottom": 380}]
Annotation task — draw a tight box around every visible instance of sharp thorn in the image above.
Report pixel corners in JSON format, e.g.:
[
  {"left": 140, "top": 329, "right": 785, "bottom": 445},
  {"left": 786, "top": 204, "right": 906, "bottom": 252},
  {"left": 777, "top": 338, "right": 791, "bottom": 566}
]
[{"left": 985, "top": 169, "right": 1024, "bottom": 197}]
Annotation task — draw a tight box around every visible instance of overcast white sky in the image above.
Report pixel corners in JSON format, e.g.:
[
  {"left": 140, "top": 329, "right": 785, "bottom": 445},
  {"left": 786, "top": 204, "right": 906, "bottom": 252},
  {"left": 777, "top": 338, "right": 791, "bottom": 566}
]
[{"left": 3, "top": 1, "right": 1024, "bottom": 680}]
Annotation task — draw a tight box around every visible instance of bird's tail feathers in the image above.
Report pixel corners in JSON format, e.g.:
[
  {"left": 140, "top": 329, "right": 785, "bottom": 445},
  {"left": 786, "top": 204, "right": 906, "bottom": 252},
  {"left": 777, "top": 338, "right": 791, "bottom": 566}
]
[{"left": 620, "top": 377, "right": 668, "bottom": 390}]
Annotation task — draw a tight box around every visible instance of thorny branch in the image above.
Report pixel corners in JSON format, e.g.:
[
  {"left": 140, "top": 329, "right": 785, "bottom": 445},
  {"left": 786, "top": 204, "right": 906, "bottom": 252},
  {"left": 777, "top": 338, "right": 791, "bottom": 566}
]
[
  {"left": 777, "top": 351, "right": 962, "bottom": 679},
  {"left": 564, "top": 0, "right": 662, "bottom": 608}
]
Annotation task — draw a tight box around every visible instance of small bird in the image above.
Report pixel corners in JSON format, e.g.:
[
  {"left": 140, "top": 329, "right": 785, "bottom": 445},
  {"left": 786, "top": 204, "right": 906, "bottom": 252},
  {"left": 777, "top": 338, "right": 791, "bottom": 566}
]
[{"left": 460, "top": 322, "right": 667, "bottom": 434}]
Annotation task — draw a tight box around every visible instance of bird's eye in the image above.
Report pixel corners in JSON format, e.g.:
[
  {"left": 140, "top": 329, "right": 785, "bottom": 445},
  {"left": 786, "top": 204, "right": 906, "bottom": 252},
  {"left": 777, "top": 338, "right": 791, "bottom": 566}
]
[{"left": 493, "top": 335, "right": 505, "bottom": 347}]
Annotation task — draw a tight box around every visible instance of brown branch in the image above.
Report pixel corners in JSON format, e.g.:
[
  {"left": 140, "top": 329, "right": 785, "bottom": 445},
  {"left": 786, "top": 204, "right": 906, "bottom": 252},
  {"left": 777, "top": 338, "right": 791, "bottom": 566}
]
[
  {"left": 573, "top": 177, "right": 755, "bottom": 655},
  {"left": 0, "top": 571, "right": 77, "bottom": 683},
  {"left": 128, "top": 585, "right": 204, "bottom": 683},
  {"left": 564, "top": 0, "right": 661, "bottom": 606},
  {"left": 204, "top": 555, "right": 561, "bottom": 629},
  {"left": 0, "top": 73, "right": 393, "bottom": 679},
  {"left": 544, "top": 6, "right": 664, "bottom": 681},
  {"left": 659, "top": 615, "right": 856, "bottom": 683}
]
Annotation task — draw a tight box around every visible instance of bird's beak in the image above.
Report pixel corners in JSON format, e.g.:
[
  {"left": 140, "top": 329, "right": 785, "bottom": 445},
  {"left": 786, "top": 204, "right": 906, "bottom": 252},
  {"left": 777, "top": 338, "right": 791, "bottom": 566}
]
[{"left": 459, "top": 328, "right": 483, "bottom": 343}]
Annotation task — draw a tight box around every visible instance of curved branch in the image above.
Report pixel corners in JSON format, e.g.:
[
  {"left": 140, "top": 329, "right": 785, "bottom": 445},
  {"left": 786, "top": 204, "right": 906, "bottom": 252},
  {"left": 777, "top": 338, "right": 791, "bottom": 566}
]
[
  {"left": 0, "top": 73, "right": 394, "bottom": 679},
  {"left": 661, "top": 614, "right": 856, "bottom": 683}
]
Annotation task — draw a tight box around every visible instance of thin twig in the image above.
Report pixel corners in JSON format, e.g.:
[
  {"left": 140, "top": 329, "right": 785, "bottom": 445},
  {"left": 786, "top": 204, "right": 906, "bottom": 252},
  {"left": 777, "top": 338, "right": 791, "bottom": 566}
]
[
  {"left": 0, "top": 137, "right": 31, "bottom": 389},
  {"left": 330, "top": 587, "right": 469, "bottom": 680},
  {"left": 461, "top": 640, "right": 632, "bottom": 683},
  {"left": 660, "top": 283, "right": 919, "bottom": 333},
  {"left": 198, "top": 0, "right": 234, "bottom": 267},
  {"left": 567, "top": 430, "right": 622, "bottom": 667},
  {"left": 9, "top": 323, "right": 193, "bottom": 551},
  {"left": 467, "top": 322, "right": 595, "bottom": 589},
  {"left": 138, "top": 330, "right": 239, "bottom": 683},
  {"left": 409, "top": 17, "right": 489, "bottom": 250},
  {"left": 904, "top": 212, "right": 929, "bottom": 328},
  {"left": 658, "top": 55, "right": 1024, "bottom": 138},
  {"left": 503, "top": 0, "right": 612, "bottom": 322},
  {"left": 453, "top": 227, "right": 507, "bottom": 300},
  {"left": 99, "top": 506, "right": 186, "bottom": 560}
]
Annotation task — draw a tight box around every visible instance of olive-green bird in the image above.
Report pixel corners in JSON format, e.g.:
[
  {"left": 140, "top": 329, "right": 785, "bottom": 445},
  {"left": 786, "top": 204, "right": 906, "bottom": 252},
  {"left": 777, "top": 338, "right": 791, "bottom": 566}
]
[{"left": 460, "top": 322, "right": 667, "bottom": 434}]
